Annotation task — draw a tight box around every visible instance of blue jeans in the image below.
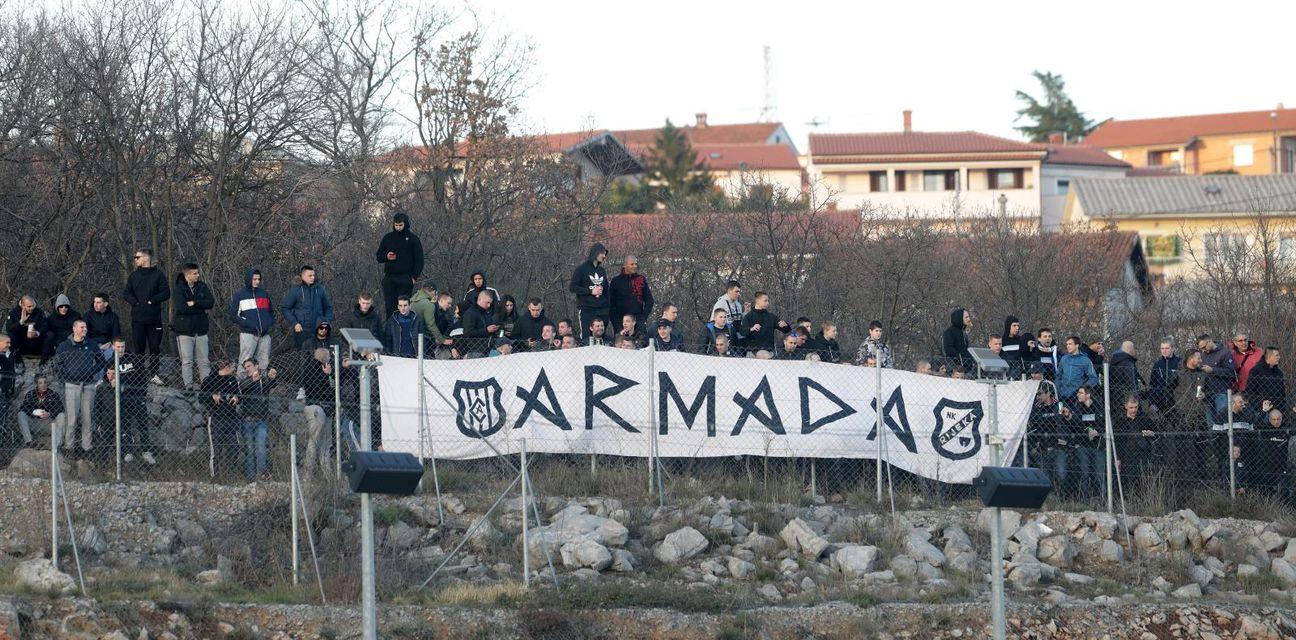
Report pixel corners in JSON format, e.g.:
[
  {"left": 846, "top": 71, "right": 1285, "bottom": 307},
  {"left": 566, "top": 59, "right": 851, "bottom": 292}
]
[
  {"left": 1044, "top": 447, "right": 1070, "bottom": 492},
  {"left": 241, "top": 420, "right": 269, "bottom": 479},
  {"left": 1073, "top": 445, "right": 1106, "bottom": 503},
  {"left": 1208, "top": 392, "right": 1228, "bottom": 427}
]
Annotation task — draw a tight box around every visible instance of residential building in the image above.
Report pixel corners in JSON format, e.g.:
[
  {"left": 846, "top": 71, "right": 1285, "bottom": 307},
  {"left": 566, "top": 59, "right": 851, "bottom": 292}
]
[
  {"left": 1039, "top": 141, "right": 1131, "bottom": 230},
  {"left": 1084, "top": 107, "right": 1296, "bottom": 175},
  {"left": 1063, "top": 174, "right": 1296, "bottom": 281},
  {"left": 809, "top": 112, "right": 1046, "bottom": 221}
]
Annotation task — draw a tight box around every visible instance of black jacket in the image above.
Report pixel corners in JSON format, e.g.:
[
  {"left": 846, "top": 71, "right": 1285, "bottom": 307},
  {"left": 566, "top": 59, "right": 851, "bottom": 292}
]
[
  {"left": 808, "top": 331, "right": 842, "bottom": 364},
  {"left": 609, "top": 269, "right": 654, "bottom": 322},
  {"left": 375, "top": 212, "right": 424, "bottom": 279},
  {"left": 172, "top": 275, "right": 216, "bottom": 336},
  {"left": 1063, "top": 397, "right": 1105, "bottom": 446},
  {"left": 1108, "top": 350, "right": 1143, "bottom": 402},
  {"left": 43, "top": 307, "right": 81, "bottom": 360},
  {"left": 238, "top": 375, "right": 277, "bottom": 421},
  {"left": 301, "top": 361, "right": 335, "bottom": 417},
  {"left": 1247, "top": 361, "right": 1286, "bottom": 413},
  {"left": 1146, "top": 354, "right": 1182, "bottom": 412},
  {"left": 460, "top": 271, "right": 501, "bottom": 315},
  {"left": 741, "top": 308, "right": 789, "bottom": 353},
  {"left": 941, "top": 308, "right": 971, "bottom": 367},
  {"left": 568, "top": 243, "right": 609, "bottom": 310},
  {"left": 19, "top": 387, "right": 63, "bottom": 418},
  {"left": 0, "top": 348, "right": 15, "bottom": 399},
  {"left": 84, "top": 308, "right": 123, "bottom": 345},
  {"left": 123, "top": 265, "right": 171, "bottom": 325},
  {"left": 201, "top": 373, "right": 241, "bottom": 422},
  {"left": 5, "top": 306, "right": 48, "bottom": 358},
  {"left": 512, "top": 311, "right": 551, "bottom": 345},
  {"left": 1000, "top": 315, "right": 1032, "bottom": 364},
  {"left": 344, "top": 303, "right": 385, "bottom": 340},
  {"left": 460, "top": 304, "right": 496, "bottom": 354},
  {"left": 53, "top": 338, "right": 105, "bottom": 384},
  {"left": 115, "top": 351, "right": 150, "bottom": 397}
]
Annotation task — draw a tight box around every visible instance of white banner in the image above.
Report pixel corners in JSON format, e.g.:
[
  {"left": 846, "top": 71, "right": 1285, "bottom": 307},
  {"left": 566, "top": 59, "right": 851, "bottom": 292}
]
[{"left": 377, "top": 346, "right": 1038, "bottom": 484}]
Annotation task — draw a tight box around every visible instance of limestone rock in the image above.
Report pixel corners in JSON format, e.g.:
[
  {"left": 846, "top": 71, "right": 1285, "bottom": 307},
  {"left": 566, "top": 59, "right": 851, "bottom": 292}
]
[
  {"left": 611, "top": 549, "right": 635, "bottom": 573},
  {"left": 14, "top": 559, "right": 75, "bottom": 595},
  {"left": 560, "top": 539, "right": 612, "bottom": 571},
  {"left": 830, "top": 545, "right": 880, "bottom": 579},
  {"left": 757, "top": 584, "right": 782, "bottom": 601},
  {"left": 1272, "top": 558, "right": 1296, "bottom": 587},
  {"left": 889, "top": 555, "right": 918, "bottom": 580},
  {"left": 1133, "top": 523, "right": 1167, "bottom": 553},
  {"left": 977, "top": 508, "right": 1021, "bottom": 536},
  {"left": 1171, "top": 583, "right": 1202, "bottom": 599},
  {"left": 727, "top": 557, "right": 756, "bottom": 580},
  {"left": 1187, "top": 564, "right": 1213, "bottom": 588},
  {"left": 905, "top": 531, "right": 947, "bottom": 567},
  {"left": 654, "top": 527, "right": 708, "bottom": 564},
  {"left": 779, "top": 518, "right": 829, "bottom": 559},
  {"left": 1037, "top": 535, "right": 1078, "bottom": 569}
]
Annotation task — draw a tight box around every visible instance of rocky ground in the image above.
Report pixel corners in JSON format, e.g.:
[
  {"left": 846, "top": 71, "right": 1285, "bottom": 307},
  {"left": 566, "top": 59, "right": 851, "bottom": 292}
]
[{"left": 4, "top": 463, "right": 1296, "bottom": 638}]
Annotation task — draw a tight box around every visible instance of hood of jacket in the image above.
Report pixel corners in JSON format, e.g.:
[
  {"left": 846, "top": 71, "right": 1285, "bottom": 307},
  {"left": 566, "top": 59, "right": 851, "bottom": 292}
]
[
  {"left": 54, "top": 294, "right": 72, "bottom": 309},
  {"left": 392, "top": 212, "right": 412, "bottom": 234},
  {"left": 244, "top": 268, "right": 261, "bottom": 290},
  {"left": 468, "top": 270, "right": 487, "bottom": 287},
  {"left": 587, "top": 242, "right": 608, "bottom": 266},
  {"left": 1111, "top": 350, "right": 1137, "bottom": 366},
  {"left": 1002, "top": 315, "right": 1019, "bottom": 339},
  {"left": 949, "top": 307, "right": 966, "bottom": 330}
]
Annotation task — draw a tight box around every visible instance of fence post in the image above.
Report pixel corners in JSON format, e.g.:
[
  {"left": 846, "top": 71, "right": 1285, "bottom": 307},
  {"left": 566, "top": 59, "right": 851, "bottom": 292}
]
[
  {"left": 874, "top": 363, "right": 883, "bottom": 504},
  {"left": 417, "top": 334, "right": 445, "bottom": 524},
  {"left": 1102, "top": 362, "right": 1114, "bottom": 513},
  {"left": 50, "top": 431, "right": 58, "bottom": 569},
  {"left": 521, "top": 438, "right": 530, "bottom": 588},
  {"left": 1227, "top": 389, "right": 1236, "bottom": 501},
  {"left": 290, "top": 433, "right": 299, "bottom": 586},
  {"left": 417, "top": 333, "right": 426, "bottom": 490},
  {"left": 1020, "top": 373, "right": 1029, "bottom": 468},
  {"left": 114, "top": 348, "right": 122, "bottom": 482},
  {"left": 332, "top": 345, "right": 341, "bottom": 478}
]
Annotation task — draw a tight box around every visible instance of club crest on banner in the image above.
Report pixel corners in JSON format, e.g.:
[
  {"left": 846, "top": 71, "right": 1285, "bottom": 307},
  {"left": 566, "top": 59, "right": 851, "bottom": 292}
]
[
  {"left": 453, "top": 378, "right": 506, "bottom": 438},
  {"left": 931, "top": 398, "right": 983, "bottom": 460}
]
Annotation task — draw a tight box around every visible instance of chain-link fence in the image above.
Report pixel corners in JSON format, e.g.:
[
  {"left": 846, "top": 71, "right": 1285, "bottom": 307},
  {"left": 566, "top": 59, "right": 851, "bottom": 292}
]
[{"left": 4, "top": 338, "right": 1295, "bottom": 625}]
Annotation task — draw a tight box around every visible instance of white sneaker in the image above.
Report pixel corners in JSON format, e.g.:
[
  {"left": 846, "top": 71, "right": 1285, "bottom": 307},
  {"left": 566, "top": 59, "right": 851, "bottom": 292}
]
[
  {"left": 150, "top": 375, "right": 165, "bottom": 386},
  {"left": 142, "top": 452, "right": 157, "bottom": 465},
  {"left": 124, "top": 454, "right": 135, "bottom": 463},
  {"left": 296, "top": 387, "right": 306, "bottom": 401}
]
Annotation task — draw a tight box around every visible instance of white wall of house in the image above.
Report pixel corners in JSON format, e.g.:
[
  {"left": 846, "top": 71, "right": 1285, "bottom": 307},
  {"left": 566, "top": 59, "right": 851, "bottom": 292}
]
[
  {"left": 1040, "top": 164, "right": 1127, "bottom": 231},
  {"left": 818, "top": 160, "right": 1042, "bottom": 219}
]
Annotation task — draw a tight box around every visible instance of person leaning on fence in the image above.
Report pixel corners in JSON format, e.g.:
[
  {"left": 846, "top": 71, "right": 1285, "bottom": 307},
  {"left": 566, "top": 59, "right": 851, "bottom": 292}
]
[
  {"left": 229, "top": 268, "right": 275, "bottom": 380},
  {"left": 111, "top": 337, "right": 155, "bottom": 465},
  {"left": 855, "top": 320, "right": 893, "bottom": 368},
  {"left": 711, "top": 334, "right": 740, "bottom": 358},
  {"left": 457, "top": 291, "right": 496, "bottom": 358},
  {"left": 1215, "top": 392, "right": 1268, "bottom": 480},
  {"left": 54, "top": 320, "right": 105, "bottom": 459},
  {"left": 777, "top": 332, "right": 807, "bottom": 361},
  {"left": 300, "top": 348, "right": 338, "bottom": 473},
  {"left": 533, "top": 323, "right": 558, "bottom": 352},
  {"left": 1026, "top": 382, "right": 1062, "bottom": 470},
  {"left": 200, "top": 361, "right": 241, "bottom": 475},
  {"left": 173, "top": 263, "right": 216, "bottom": 390},
  {"left": 1058, "top": 384, "right": 1106, "bottom": 503},
  {"left": 17, "top": 375, "right": 63, "bottom": 448},
  {"left": 809, "top": 323, "right": 842, "bottom": 363},
  {"left": 699, "top": 307, "right": 735, "bottom": 355},
  {"left": 586, "top": 317, "right": 609, "bottom": 347},
  {"left": 649, "top": 320, "right": 680, "bottom": 352},
  {"left": 237, "top": 360, "right": 277, "bottom": 482},
  {"left": 615, "top": 313, "right": 646, "bottom": 349},
  {"left": 1234, "top": 408, "right": 1293, "bottom": 499}
]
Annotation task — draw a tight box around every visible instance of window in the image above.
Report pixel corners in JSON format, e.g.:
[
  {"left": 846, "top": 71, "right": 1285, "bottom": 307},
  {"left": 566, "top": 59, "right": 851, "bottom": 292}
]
[
  {"left": 1110, "top": 150, "right": 1123, "bottom": 160},
  {"left": 1203, "top": 234, "right": 1248, "bottom": 262},
  {"left": 988, "top": 169, "right": 1022, "bottom": 189},
  {"left": 1233, "top": 143, "right": 1254, "bottom": 167},
  {"left": 1148, "top": 149, "right": 1176, "bottom": 166},
  {"left": 922, "top": 170, "right": 958, "bottom": 191},
  {"left": 1056, "top": 178, "right": 1070, "bottom": 195},
  {"left": 1280, "top": 236, "right": 1296, "bottom": 261},
  {"left": 895, "top": 171, "right": 907, "bottom": 192},
  {"left": 869, "top": 171, "right": 888, "bottom": 192},
  {"left": 1144, "top": 235, "right": 1181, "bottom": 264}
]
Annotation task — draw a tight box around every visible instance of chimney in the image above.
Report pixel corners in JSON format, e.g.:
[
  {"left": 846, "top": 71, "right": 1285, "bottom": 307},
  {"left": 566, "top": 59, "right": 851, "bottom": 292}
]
[
  {"left": 695, "top": 112, "right": 708, "bottom": 128},
  {"left": 1048, "top": 133, "right": 1064, "bottom": 145},
  {"left": 903, "top": 110, "right": 912, "bottom": 133}
]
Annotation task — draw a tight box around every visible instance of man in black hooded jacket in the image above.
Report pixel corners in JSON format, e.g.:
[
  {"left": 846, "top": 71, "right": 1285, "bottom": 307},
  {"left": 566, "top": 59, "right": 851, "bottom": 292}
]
[
  {"left": 1000, "top": 315, "right": 1033, "bottom": 374},
  {"left": 375, "top": 212, "right": 425, "bottom": 317},
  {"left": 460, "top": 271, "right": 500, "bottom": 317},
  {"left": 942, "top": 308, "right": 973, "bottom": 370},
  {"left": 568, "top": 243, "right": 610, "bottom": 341}
]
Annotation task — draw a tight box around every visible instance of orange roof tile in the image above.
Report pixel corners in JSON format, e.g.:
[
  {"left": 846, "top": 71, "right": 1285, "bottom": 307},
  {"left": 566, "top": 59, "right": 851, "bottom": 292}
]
[
  {"left": 612, "top": 122, "right": 784, "bottom": 146},
  {"left": 1042, "top": 144, "right": 1130, "bottom": 168},
  {"left": 692, "top": 144, "right": 801, "bottom": 171},
  {"left": 1085, "top": 108, "right": 1296, "bottom": 148}
]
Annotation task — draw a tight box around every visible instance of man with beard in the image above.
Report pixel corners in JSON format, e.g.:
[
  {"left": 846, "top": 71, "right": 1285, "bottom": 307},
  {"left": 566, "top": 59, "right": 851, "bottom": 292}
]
[{"left": 374, "top": 212, "right": 424, "bottom": 317}]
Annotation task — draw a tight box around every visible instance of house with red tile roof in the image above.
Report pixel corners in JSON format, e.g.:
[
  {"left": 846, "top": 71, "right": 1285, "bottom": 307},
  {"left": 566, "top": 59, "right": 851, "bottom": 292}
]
[
  {"left": 1084, "top": 106, "right": 1296, "bottom": 175},
  {"left": 808, "top": 111, "right": 1127, "bottom": 227}
]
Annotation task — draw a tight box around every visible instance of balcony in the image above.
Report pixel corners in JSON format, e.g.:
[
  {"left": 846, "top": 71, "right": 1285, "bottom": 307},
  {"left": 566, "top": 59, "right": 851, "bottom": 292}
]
[{"left": 834, "top": 188, "right": 1040, "bottom": 219}]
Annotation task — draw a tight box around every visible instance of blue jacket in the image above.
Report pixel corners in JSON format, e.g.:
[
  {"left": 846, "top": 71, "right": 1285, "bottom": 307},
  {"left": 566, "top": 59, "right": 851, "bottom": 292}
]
[
  {"left": 383, "top": 311, "right": 425, "bottom": 357},
  {"left": 282, "top": 282, "right": 334, "bottom": 332},
  {"left": 54, "top": 338, "right": 105, "bottom": 384},
  {"left": 1056, "top": 352, "right": 1099, "bottom": 401},
  {"left": 228, "top": 269, "right": 275, "bottom": 336}
]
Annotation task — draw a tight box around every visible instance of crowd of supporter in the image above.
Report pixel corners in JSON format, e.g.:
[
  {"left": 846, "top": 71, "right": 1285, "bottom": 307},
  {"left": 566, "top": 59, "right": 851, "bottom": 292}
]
[{"left": 0, "top": 213, "right": 1292, "bottom": 499}]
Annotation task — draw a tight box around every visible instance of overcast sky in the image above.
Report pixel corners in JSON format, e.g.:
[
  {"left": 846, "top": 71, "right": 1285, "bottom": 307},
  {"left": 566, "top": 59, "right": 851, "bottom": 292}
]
[{"left": 473, "top": 0, "right": 1296, "bottom": 150}]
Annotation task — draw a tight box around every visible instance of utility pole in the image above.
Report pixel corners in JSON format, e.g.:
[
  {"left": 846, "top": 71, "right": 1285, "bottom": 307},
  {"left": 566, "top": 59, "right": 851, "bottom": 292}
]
[{"left": 759, "top": 45, "right": 776, "bottom": 122}]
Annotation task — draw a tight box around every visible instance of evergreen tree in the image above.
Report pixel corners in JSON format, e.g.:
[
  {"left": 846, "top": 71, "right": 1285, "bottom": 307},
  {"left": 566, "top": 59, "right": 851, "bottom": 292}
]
[
  {"left": 643, "top": 120, "right": 715, "bottom": 205},
  {"left": 1014, "top": 71, "right": 1094, "bottom": 143}
]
